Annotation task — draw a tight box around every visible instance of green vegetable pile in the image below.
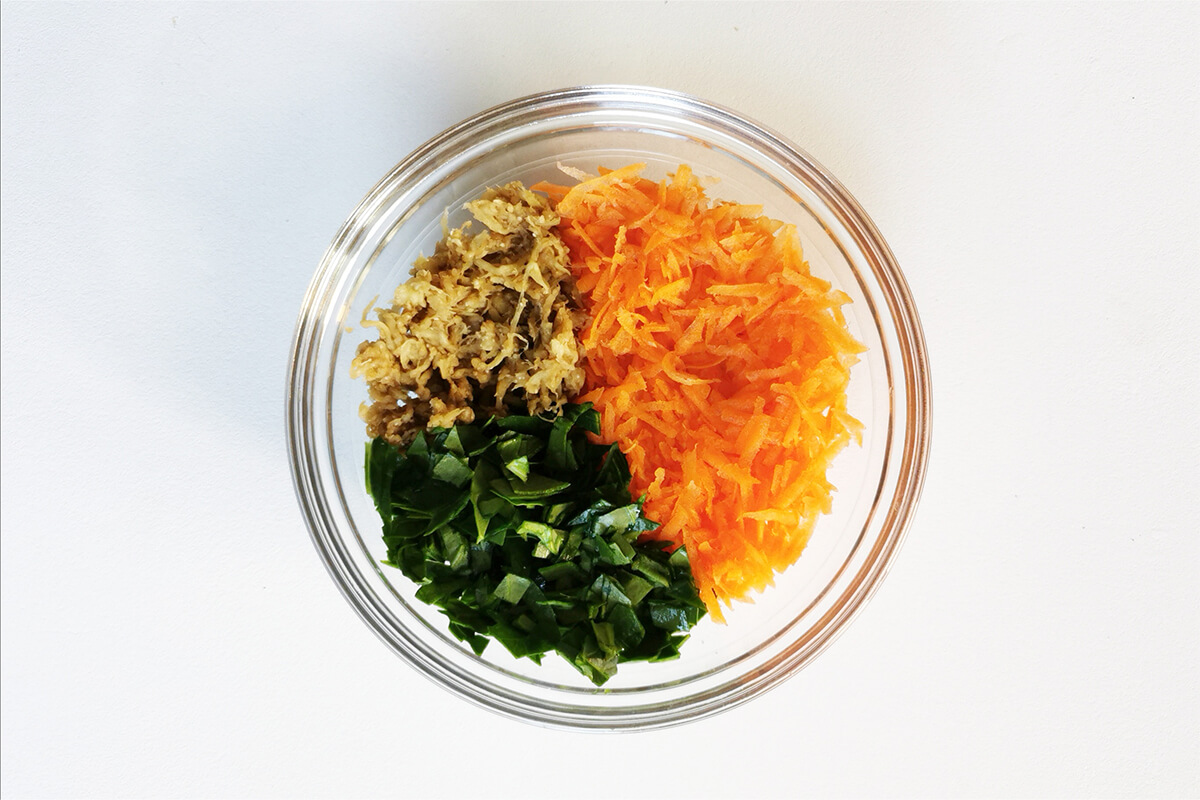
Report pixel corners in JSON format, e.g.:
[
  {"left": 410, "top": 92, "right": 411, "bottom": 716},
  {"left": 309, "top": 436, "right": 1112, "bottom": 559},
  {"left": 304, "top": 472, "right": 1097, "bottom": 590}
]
[{"left": 365, "top": 403, "right": 706, "bottom": 685}]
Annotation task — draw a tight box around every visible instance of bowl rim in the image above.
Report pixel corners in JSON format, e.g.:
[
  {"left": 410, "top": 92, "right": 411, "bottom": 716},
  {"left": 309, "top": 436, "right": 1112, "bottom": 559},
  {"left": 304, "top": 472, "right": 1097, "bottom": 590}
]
[{"left": 287, "top": 84, "right": 931, "bottom": 730}]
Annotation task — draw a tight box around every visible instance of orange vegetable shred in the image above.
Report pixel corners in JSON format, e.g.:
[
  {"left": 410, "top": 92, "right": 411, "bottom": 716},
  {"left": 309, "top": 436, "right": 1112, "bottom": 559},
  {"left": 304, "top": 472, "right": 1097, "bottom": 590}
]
[{"left": 535, "top": 164, "right": 865, "bottom": 621}]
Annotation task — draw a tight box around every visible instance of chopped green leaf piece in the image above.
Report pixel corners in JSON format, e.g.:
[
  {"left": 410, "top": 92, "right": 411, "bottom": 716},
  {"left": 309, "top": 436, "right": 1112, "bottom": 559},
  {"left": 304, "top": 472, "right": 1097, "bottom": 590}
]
[
  {"left": 613, "top": 533, "right": 637, "bottom": 561},
  {"left": 539, "top": 561, "right": 584, "bottom": 584},
  {"left": 588, "top": 574, "right": 632, "bottom": 610},
  {"left": 477, "top": 494, "right": 511, "bottom": 519},
  {"left": 565, "top": 500, "right": 615, "bottom": 528},
  {"left": 591, "top": 621, "right": 618, "bottom": 655},
  {"left": 585, "top": 651, "right": 619, "bottom": 683},
  {"left": 494, "top": 414, "right": 552, "bottom": 435},
  {"left": 439, "top": 528, "right": 469, "bottom": 572},
  {"left": 633, "top": 554, "right": 671, "bottom": 587},
  {"left": 497, "top": 434, "right": 544, "bottom": 463},
  {"left": 406, "top": 429, "right": 430, "bottom": 464},
  {"left": 503, "top": 455, "right": 530, "bottom": 482},
  {"left": 648, "top": 602, "right": 693, "bottom": 632},
  {"left": 494, "top": 573, "right": 532, "bottom": 604},
  {"left": 594, "top": 535, "right": 632, "bottom": 566},
  {"left": 607, "top": 603, "right": 646, "bottom": 650},
  {"left": 545, "top": 502, "right": 573, "bottom": 526},
  {"left": 669, "top": 544, "right": 691, "bottom": 570},
  {"left": 490, "top": 475, "right": 570, "bottom": 505},
  {"left": 365, "top": 439, "right": 401, "bottom": 522},
  {"left": 421, "top": 490, "right": 471, "bottom": 538},
  {"left": 470, "top": 463, "right": 494, "bottom": 541},
  {"left": 509, "top": 473, "right": 572, "bottom": 499},
  {"left": 575, "top": 406, "right": 601, "bottom": 435},
  {"left": 547, "top": 416, "right": 578, "bottom": 473},
  {"left": 516, "top": 520, "right": 564, "bottom": 554},
  {"left": 596, "top": 443, "right": 631, "bottom": 489},
  {"left": 559, "top": 528, "right": 584, "bottom": 561},
  {"left": 445, "top": 424, "right": 489, "bottom": 457},
  {"left": 597, "top": 504, "right": 641, "bottom": 534},
  {"left": 620, "top": 574, "right": 655, "bottom": 606},
  {"left": 431, "top": 453, "right": 473, "bottom": 488}
]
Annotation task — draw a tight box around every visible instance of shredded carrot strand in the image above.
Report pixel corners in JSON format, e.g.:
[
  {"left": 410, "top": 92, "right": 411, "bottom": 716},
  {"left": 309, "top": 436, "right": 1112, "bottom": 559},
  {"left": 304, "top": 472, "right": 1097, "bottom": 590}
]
[{"left": 535, "top": 165, "right": 864, "bottom": 620}]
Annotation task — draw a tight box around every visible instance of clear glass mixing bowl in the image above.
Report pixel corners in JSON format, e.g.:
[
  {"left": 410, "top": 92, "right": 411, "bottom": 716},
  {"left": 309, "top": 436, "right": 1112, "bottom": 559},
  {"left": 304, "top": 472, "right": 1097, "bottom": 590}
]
[{"left": 286, "top": 85, "right": 931, "bottom": 730}]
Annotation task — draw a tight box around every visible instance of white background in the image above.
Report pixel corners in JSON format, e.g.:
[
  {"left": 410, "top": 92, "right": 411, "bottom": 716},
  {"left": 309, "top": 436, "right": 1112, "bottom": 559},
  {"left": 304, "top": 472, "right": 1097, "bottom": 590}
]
[{"left": 3, "top": 3, "right": 1197, "bottom": 798}]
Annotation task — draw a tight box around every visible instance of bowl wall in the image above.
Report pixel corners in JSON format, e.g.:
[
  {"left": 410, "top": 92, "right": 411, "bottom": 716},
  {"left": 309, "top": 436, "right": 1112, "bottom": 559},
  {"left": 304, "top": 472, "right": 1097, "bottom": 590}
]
[{"left": 287, "top": 86, "right": 930, "bottom": 729}]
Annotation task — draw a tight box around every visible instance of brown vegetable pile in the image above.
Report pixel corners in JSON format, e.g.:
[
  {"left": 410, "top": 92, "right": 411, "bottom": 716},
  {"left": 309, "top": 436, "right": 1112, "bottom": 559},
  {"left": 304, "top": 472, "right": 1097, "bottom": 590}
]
[{"left": 350, "top": 182, "right": 587, "bottom": 446}]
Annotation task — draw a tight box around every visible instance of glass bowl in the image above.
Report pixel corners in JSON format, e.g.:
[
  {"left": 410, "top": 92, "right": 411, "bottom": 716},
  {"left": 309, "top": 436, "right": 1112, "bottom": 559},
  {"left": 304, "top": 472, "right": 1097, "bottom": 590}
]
[{"left": 286, "top": 85, "right": 930, "bottom": 730}]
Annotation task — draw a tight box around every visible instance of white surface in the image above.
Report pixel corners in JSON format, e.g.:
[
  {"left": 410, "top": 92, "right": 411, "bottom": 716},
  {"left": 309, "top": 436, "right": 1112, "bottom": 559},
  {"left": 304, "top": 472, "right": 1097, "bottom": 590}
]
[{"left": 2, "top": 2, "right": 1197, "bottom": 797}]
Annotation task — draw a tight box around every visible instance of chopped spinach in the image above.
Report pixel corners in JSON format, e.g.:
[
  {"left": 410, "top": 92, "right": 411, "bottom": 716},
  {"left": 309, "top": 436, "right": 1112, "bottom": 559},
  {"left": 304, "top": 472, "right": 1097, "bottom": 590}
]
[{"left": 364, "top": 403, "right": 706, "bottom": 685}]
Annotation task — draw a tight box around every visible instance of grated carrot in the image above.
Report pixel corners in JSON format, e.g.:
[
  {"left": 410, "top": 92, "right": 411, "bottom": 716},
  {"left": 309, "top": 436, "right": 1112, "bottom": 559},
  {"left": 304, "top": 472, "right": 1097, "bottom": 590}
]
[{"left": 534, "top": 164, "right": 865, "bottom": 621}]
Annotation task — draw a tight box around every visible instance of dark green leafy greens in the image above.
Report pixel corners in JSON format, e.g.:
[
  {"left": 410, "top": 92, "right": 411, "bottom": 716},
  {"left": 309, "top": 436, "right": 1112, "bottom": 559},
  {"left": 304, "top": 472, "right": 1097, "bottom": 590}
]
[{"left": 364, "top": 403, "right": 706, "bottom": 685}]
